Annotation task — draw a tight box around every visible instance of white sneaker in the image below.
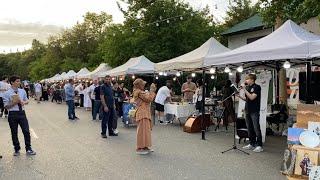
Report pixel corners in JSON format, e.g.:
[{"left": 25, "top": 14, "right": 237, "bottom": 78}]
[
  {"left": 253, "top": 146, "right": 263, "bottom": 153},
  {"left": 114, "top": 129, "right": 119, "bottom": 134},
  {"left": 136, "top": 150, "right": 149, "bottom": 155},
  {"left": 159, "top": 121, "right": 167, "bottom": 125},
  {"left": 242, "top": 144, "right": 254, "bottom": 150}
]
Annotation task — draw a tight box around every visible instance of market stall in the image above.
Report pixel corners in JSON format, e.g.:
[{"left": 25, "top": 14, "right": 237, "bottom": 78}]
[
  {"left": 82, "top": 63, "right": 112, "bottom": 79},
  {"left": 100, "top": 55, "right": 154, "bottom": 77},
  {"left": 62, "top": 70, "right": 77, "bottom": 80},
  {"left": 76, "top": 67, "right": 90, "bottom": 79},
  {"left": 155, "top": 37, "right": 230, "bottom": 72},
  {"left": 164, "top": 102, "right": 196, "bottom": 125}
]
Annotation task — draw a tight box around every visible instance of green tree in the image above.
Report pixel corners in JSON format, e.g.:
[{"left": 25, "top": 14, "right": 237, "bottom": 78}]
[
  {"left": 224, "top": 0, "right": 260, "bottom": 28},
  {"left": 99, "top": 0, "right": 222, "bottom": 67},
  {"left": 260, "top": 0, "right": 320, "bottom": 26}
]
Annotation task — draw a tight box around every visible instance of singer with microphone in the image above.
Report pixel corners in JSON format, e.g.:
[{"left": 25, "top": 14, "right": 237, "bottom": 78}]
[{"left": 237, "top": 74, "right": 263, "bottom": 153}]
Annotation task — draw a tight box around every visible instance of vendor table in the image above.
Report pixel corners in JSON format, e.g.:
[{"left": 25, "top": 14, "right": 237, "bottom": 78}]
[{"left": 164, "top": 103, "right": 196, "bottom": 125}]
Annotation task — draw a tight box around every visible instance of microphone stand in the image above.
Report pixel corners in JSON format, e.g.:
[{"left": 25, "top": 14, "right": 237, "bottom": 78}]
[{"left": 221, "top": 90, "right": 249, "bottom": 155}]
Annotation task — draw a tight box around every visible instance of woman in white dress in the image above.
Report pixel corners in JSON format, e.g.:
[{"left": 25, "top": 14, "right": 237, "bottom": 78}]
[{"left": 83, "top": 82, "right": 92, "bottom": 111}]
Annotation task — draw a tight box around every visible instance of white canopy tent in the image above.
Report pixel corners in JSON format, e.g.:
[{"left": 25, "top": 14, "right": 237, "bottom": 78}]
[
  {"left": 54, "top": 72, "right": 66, "bottom": 81},
  {"left": 82, "top": 63, "right": 112, "bottom": 79},
  {"left": 155, "top": 37, "right": 230, "bottom": 71},
  {"left": 100, "top": 55, "right": 154, "bottom": 77},
  {"left": 204, "top": 20, "right": 320, "bottom": 67},
  {"left": 47, "top": 74, "right": 60, "bottom": 82},
  {"left": 62, "top": 70, "right": 77, "bottom": 80},
  {"left": 76, "top": 67, "right": 90, "bottom": 79}
]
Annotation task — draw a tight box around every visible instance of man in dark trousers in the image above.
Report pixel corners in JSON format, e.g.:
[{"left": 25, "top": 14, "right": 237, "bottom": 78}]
[
  {"left": 237, "top": 73, "right": 263, "bottom": 153},
  {"left": 100, "top": 75, "right": 118, "bottom": 138},
  {"left": 3, "top": 75, "right": 36, "bottom": 156}
]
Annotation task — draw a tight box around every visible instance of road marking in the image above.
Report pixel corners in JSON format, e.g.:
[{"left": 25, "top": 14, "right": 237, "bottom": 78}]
[{"left": 30, "top": 128, "right": 39, "bottom": 139}]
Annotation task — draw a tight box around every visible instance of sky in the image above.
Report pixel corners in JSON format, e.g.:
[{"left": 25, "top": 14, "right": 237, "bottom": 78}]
[{"left": 0, "top": 0, "right": 251, "bottom": 53}]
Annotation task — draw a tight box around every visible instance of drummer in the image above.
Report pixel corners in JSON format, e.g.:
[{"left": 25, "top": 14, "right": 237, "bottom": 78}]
[{"left": 181, "top": 76, "right": 196, "bottom": 103}]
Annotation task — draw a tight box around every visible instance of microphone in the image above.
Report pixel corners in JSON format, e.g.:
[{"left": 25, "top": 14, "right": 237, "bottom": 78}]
[{"left": 230, "top": 84, "right": 239, "bottom": 92}]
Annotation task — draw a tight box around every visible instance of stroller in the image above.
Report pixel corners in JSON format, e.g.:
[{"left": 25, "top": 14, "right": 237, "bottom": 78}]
[{"left": 122, "top": 102, "right": 136, "bottom": 127}]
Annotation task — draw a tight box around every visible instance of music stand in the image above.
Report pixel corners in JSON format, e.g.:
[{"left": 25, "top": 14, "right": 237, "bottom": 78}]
[{"left": 221, "top": 85, "right": 249, "bottom": 155}]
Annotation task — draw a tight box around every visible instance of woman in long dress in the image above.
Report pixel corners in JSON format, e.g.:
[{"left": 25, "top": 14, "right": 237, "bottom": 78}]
[
  {"left": 132, "top": 79, "right": 156, "bottom": 155},
  {"left": 83, "top": 82, "right": 92, "bottom": 111}
]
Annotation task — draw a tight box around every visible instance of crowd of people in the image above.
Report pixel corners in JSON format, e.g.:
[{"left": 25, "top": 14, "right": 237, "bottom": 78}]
[{"left": 0, "top": 73, "right": 263, "bottom": 157}]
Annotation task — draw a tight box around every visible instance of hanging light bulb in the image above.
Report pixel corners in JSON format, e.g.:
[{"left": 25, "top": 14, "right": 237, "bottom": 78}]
[
  {"left": 156, "top": 22, "right": 159, "bottom": 27},
  {"left": 283, "top": 61, "right": 291, "bottom": 69},
  {"left": 173, "top": 77, "right": 177, "bottom": 81},
  {"left": 224, "top": 66, "right": 231, "bottom": 73},
  {"left": 191, "top": 73, "right": 196, "bottom": 77},
  {"left": 237, "top": 65, "right": 244, "bottom": 72},
  {"left": 166, "top": 19, "right": 170, "bottom": 23},
  {"left": 155, "top": 76, "right": 159, "bottom": 80},
  {"left": 180, "top": 16, "right": 183, "bottom": 20},
  {"left": 112, "top": 77, "right": 115, "bottom": 81},
  {"left": 132, "top": 75, "right": 136, "bottom": 79},
  {"left": 211, "top": 75, "right": 215, "bottom": 79},
  {"left": 229, "top": 72, "right": 233, "bottom": 76},
  {"left": 210, "top": 67, "right": 216, "bottom": 74},
  {"left": 159, "top": 72, "right": 164, "bottom": 76},
  {"left": 176, "top": 72, "right": 181, "bottom": 77}
]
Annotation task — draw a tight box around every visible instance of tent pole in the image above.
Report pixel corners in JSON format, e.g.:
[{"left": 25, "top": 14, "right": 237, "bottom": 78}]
[
  {"left": 201, "top": 70, "right": 206, "bottom": 140},
  {"left": 306, "top": 60, "right": 313, "bottom": 104},
  {"left": 275, "top": 62, "right": 280, "bottom": 105}
]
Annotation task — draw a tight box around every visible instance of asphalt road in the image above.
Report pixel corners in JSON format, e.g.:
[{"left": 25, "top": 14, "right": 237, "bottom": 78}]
[{"left": 0, "top": 100, "right": 286, "bottom": 180}]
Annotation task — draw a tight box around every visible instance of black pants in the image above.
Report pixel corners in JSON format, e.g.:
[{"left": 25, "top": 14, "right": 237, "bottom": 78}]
[
  {"left": 245, "top": 112, "right": 262, "bottom": 147},
  {"left": 80, "top": 94, "right": 84, "bottom": 107},
  {"left": 101, "top": 107, "right": 114, "bottom": 135},
  {"left": 91, "top": 99, "right": 95, "bottom": 117},
  {"left": 0, "top": 97, "right": 8, "bottom": 116},
  {"left": 8, "top": 111, "right": 32, "bottom": 151}
]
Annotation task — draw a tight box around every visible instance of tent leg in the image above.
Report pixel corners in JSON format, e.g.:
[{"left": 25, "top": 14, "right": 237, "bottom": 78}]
[
  {"left": 201, "top": 70, "right": 206, "bottom": 140},
  {"left": 275, "top": 62, "right": 280, "bottom": 105},
  {"left": 306, "top": 61, "right": 313, "bottom": 104}
]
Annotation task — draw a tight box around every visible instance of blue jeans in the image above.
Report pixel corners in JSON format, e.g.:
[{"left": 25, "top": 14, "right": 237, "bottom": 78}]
[
  {"left": 66, "top": 100, "right": 76, "bottom": 119},
  {"left": 101, "top": 107, "right": 114, "bottom": 135},
  {"left": 93, "top": 100, "right": 103, "bottom": 120},
  {"left": 245, "top": 112, "right": 262, "bottom": 147}
]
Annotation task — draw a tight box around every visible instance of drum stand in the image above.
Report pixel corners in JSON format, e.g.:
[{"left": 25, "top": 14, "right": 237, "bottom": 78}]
[{"left": 221, "top": 93, "right": 249, "bottom": 155}]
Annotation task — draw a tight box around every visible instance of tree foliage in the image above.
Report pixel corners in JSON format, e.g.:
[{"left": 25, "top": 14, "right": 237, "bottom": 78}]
[
  {"left": 224, "top": 0, "right": 260, "bottom": 28},
  {"left": 0, "top": 0, "right": 223, "bottom": 81},
  {"left": 260, "top": 0, "right": 320, "bottom": 26}
]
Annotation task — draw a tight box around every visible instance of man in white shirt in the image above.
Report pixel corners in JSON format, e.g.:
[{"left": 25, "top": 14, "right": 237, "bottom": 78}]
[
  {"left": 3, "top": 75, "right": 36, "bottom": 156},
  {"left": 34, "top": 82, "right": 42, "bottom": 103},
  {"left": 155, "top": 80, "right": 172, "bottom": 125},
  {"left": 88, "top": 79, "right": 98, "bottom": 120},
  {"left": 0, "top": 76, "right": 10, "bottom": 118}
]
